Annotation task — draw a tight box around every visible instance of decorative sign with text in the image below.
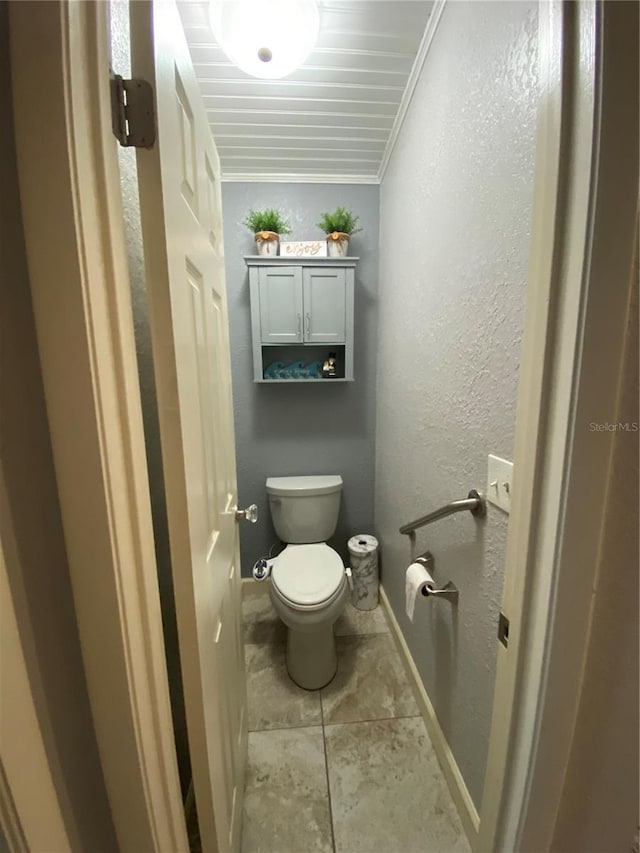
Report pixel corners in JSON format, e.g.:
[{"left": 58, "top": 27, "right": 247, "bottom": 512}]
[{"left": 279, "top": 240, "right": 327, "bottom": 257}]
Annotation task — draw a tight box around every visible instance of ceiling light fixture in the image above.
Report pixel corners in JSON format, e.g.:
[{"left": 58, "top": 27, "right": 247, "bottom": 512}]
[{"left": 209, "top": 0, "right": 320, "bottom": 80}]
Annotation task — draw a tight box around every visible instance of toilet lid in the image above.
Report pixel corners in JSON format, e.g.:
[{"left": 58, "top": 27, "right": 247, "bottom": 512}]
[{"left": 271, "top": 544, "right": 344, "bottom": 606}]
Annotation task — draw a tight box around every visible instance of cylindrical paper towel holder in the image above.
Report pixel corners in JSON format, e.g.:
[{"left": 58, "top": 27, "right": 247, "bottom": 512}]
[
  {"left": 415, "top": 553, "right": 459, "bottom": 603},
  {"left": 348, "top": 534, "right": 379, "bottom": 611}
]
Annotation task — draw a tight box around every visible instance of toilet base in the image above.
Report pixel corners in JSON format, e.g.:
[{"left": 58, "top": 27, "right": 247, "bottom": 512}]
[
  {"left": 269, "top": 575, "right": 348, "bottom": 691},
  {"left": 286, "top": 625, "right": 337, "bottom": 690}
]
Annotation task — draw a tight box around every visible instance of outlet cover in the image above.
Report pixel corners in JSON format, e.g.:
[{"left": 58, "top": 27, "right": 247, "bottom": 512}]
[{"left": 487, "top": 454, "right": 513, "bottom": 513}]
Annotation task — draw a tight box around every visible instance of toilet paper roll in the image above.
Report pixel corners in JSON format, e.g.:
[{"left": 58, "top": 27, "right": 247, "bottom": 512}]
[{"left": 405, "top": 563, "right": 436, "bottom": 622}]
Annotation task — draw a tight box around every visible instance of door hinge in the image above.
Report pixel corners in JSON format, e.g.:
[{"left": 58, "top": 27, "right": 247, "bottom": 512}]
[
  {"left": 498, "top": 611, "right": 510, "bottom": 648},
  {"left": 110, "top": 73, "right": 156, "bottom": 149}
]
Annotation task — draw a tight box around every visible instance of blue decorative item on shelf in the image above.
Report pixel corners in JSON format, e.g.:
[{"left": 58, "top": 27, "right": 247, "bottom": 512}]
[
  {"left": 264, "top": 359, "right": 325, "bottom": 380},
  {"left": 285, "top": 361, "right": 306, "bottom": 379},
  {"left": 303, "top": 361, "right": 322, "bottom": 378},
  {"left": 263, "top": 361, "right": 286, "bottom": 380}
]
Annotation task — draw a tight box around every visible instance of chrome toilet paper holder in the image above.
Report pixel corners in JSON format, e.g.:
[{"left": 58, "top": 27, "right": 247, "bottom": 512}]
[{"left": 415, "top": 552, "right": 459, "bottom": 604}]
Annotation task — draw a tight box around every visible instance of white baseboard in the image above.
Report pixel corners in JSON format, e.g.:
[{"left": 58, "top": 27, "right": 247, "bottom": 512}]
[
  {"left": 379, "top": 585, "right": 480, "bottom": 845},
  {"left": 241, "top": 577, "right": 268, "bottom": 596}
]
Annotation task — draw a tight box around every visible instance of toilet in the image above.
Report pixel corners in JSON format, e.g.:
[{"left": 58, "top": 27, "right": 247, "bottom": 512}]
[{"left": 266, "top": 475, "right": 350, "bottom": 690}]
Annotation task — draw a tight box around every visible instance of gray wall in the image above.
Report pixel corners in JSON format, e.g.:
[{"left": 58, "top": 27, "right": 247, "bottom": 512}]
[
  {"left": 221, "top": 183, "right": 379, "bottom": 574},
  {"left": 375, "top": 1, "right": 538, "bottom": 808}
]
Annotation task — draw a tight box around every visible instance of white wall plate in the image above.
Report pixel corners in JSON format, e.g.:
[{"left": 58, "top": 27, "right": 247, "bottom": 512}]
[{"left": 487, "top": 454, "right": 514, "bottom": 513}]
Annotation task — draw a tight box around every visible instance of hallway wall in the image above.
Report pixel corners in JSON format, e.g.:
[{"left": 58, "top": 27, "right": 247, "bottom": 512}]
[
  {"left": 375, "top": 0, "right": 538, "bottom": 808},
  {"left": 222, "top": 183, "right": 379, "bottom": 574}
]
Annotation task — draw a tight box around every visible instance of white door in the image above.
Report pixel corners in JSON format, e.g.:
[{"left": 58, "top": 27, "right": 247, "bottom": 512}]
[
  {"left": 303, "top": 267, "right": 347, "bottom": 343},
  {"left": 131, "top": 2, "right": 247, "bottom": 850},
  {"left": 258, "top": 266, "right": 304, "bottom": 343}
]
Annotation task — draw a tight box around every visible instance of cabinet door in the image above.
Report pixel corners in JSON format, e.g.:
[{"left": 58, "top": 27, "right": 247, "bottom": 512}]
[
  {"left": 303, "top": 267, "right": 346, "bottom": 343},
  {"left": 258, "top": 267, "right": 303, "bottom": 343}
]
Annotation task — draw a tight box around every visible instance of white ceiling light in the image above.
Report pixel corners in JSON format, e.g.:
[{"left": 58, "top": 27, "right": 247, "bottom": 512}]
[{"left": 209, "top": 0, "right": 319, "bottom": 80}]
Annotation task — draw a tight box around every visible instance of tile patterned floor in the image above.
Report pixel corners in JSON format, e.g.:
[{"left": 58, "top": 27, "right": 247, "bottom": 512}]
[{"left": 241, "top": 588, "right": 470, "bottom": 853}]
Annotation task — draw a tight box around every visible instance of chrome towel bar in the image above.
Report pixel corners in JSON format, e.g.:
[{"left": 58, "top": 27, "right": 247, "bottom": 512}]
[{"left": 399, "top": 490, "right": 486, "bottom": 536}]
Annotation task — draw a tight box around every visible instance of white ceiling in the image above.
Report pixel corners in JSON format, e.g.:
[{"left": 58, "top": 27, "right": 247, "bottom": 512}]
[{"left": 177, "top": 1, "right": 436, "bottom": 182}]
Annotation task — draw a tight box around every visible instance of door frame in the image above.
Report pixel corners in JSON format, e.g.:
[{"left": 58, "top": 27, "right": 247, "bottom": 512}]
[
  {"left": 4, "top": 0, "right": 637, "bottom": 851},
  {"left": 8, "top": 1, "right": 188, "bottom": 849},
  {"left": 478, "top": 1, "right": 638, "bottom": 849}
]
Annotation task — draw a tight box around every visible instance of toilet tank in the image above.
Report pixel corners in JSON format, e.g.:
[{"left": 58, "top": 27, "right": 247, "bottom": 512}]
[{"left": 266, "top": 475, "right": 343, "bottom": 544}]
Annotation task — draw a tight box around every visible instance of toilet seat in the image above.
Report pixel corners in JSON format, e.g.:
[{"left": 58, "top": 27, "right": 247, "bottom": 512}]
[{"left": 271, "top": 544, "right": 345, "bottom": 609}]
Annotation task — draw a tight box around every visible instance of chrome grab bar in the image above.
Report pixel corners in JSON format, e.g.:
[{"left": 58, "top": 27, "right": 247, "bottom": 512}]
[{"left": 399, "top": 489, "right": 486, "bottom": 536}]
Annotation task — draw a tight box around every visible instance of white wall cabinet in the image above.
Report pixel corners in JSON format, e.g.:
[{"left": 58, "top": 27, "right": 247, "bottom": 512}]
[{"left": 247, "top": 256, "right": 356, "bottom": 382}]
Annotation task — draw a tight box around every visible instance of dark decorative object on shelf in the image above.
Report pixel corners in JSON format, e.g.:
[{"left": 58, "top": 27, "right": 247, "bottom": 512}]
[{"left": 322, "top": 352, "right": 337, "bottom": 378}]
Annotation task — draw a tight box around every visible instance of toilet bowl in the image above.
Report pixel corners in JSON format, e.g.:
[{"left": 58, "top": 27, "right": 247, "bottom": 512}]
[
  {"left": 265, "top": 475, "right": 348, "bottom": 690},
  {"left": 269, "top": 543, "right": 350, "bottom": 689}
]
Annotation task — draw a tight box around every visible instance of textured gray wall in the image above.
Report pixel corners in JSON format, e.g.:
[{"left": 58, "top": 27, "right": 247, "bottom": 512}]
[
  {"left": 221, "top": 183, "right": 379, "bottom": 574},
  {"left": 375, "top": 1, "right": 538, "bottom": 808}
]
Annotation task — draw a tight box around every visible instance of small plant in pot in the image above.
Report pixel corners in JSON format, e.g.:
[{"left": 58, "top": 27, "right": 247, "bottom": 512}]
[
  {"left": 244, "top": 209, "right": 292, "bottom": 256},
  {"left": 317, "top": 207, "right": 362, "bottom": 257}
]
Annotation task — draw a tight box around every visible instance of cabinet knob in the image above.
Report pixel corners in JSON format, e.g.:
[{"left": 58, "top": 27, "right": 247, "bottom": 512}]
[
  {"left": 297, "top": 313, "right": 302, "bottom": 340},
  {"left": 305, "top": 312, "right": 311, "bottom": 338}
]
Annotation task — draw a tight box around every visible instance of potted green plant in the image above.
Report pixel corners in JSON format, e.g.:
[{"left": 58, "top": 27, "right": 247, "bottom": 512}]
[
  {"left": 317, "top": 206, "right": 362, "bottom": 257},
  {"left": 244, "top": 209, "right": 292, "bottom": 256}
]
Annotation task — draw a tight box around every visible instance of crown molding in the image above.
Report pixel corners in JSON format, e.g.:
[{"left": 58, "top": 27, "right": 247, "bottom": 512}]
[
  {"left": 377, "top": 0, "right": 446, "bottom": 184},
  {"left": 221, "top": 172, "right": 380, "bottom": 184}
]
